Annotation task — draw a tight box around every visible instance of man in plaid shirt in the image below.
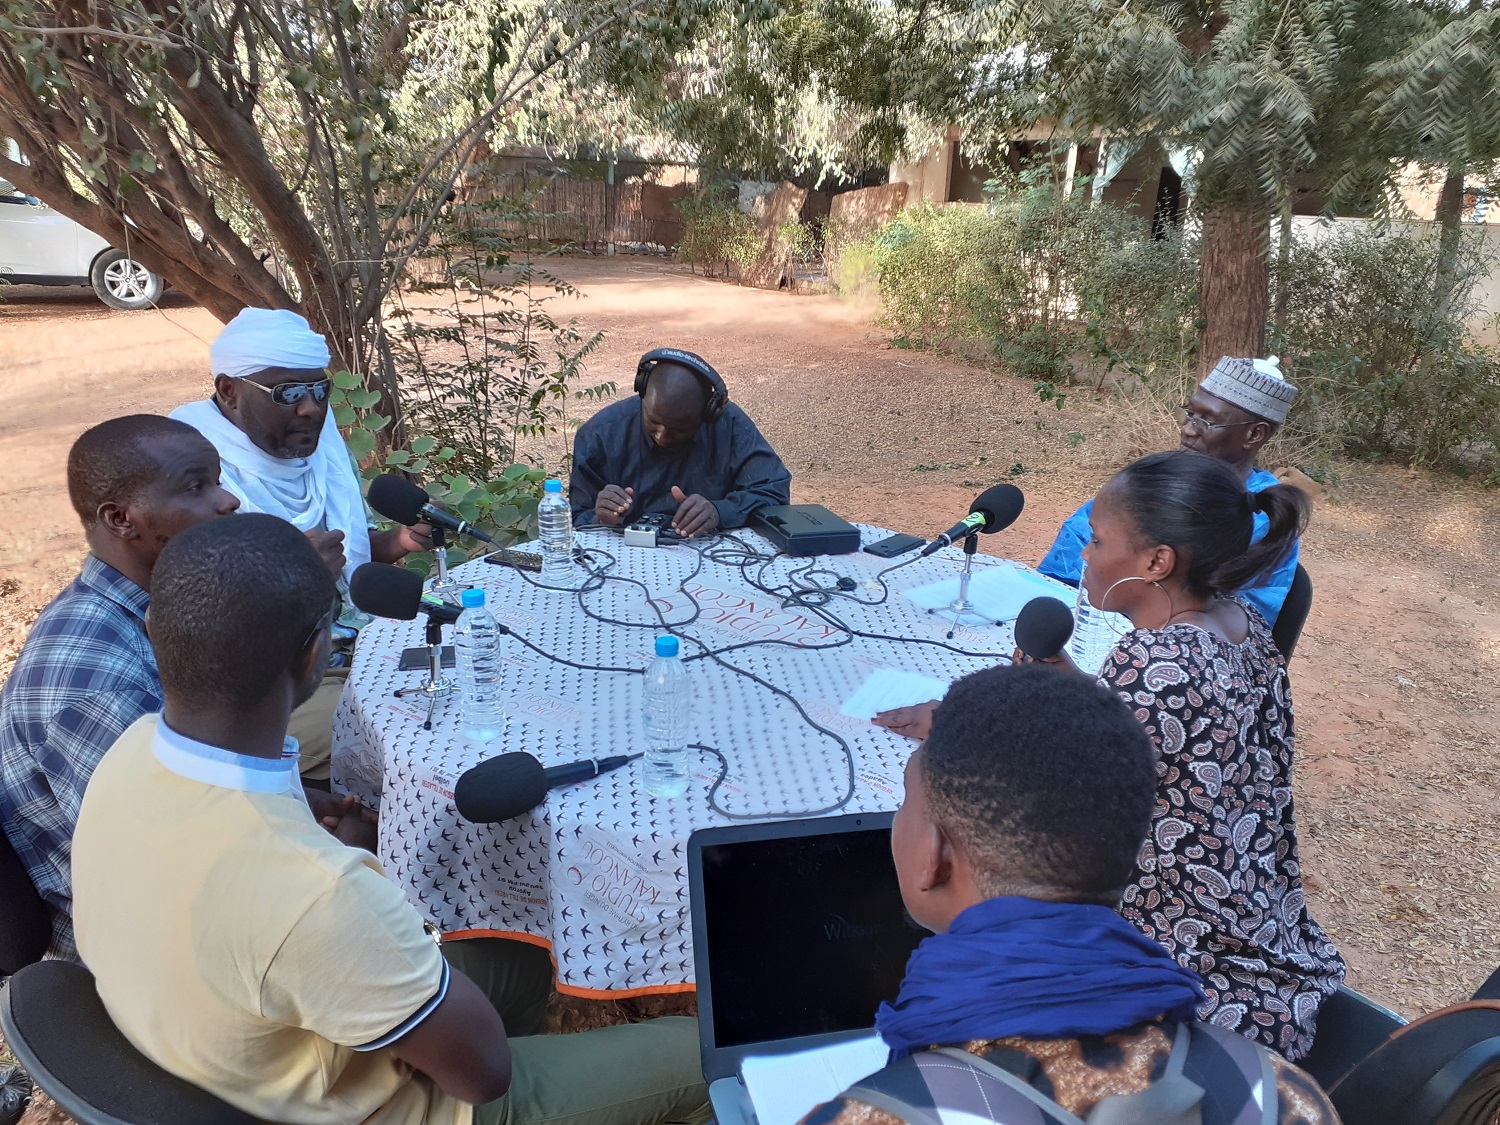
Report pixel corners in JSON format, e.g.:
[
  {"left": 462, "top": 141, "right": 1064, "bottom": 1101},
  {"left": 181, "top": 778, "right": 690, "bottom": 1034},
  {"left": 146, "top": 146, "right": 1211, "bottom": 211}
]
[{"left": 1, "top": 416, "right": 243, "bottom": 957}]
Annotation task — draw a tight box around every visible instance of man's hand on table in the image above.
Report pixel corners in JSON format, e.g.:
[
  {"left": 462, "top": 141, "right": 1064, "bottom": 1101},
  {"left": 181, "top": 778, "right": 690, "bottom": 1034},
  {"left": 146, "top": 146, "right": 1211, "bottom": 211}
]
[
  {"left": 872, "top": 700, "right": 939, "bottom": 741},
  {"left": 305, "top": 788, "right": 379, "bottom": 852},
  {"left": 305, "top": 529, "right": 347, "bottom": 580},
  {"left": 595, "top": 484, "right": 635, "bottom": 526},
  {"left": 670, "top": 486, "right": 720, "bottom": 538}
]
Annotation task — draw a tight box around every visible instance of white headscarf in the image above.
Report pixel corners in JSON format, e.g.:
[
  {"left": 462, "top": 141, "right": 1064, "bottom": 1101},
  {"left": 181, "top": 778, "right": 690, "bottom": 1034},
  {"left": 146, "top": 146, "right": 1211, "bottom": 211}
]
[
  {"left": 210, "top": 307, "right": 331, "bottom": 378},
  {"left": 173, "top": 309, "right": 370, "bottom": 585}
]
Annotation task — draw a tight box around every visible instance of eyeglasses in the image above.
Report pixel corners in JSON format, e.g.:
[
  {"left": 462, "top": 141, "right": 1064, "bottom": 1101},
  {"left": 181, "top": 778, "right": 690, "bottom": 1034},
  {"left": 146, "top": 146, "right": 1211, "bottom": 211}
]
[
  {"left": 301, "top": 610, "right": 334, "bottom": 654},
  {"left": 237, "top": 377, "right": 332, "bottom": 407},
  {"left": 1176, "top": 406, "right": 1259, "bottom": 433}
]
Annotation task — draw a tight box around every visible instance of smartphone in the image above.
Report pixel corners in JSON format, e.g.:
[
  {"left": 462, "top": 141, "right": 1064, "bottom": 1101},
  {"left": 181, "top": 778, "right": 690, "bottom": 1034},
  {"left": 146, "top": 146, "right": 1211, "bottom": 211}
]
[
  {"left": 863, "top": 532, "right": 925, "bottom": 559},
  {"left": 399, "top": 645, "right": 456, "bottom": 671},
  {"left": 485, "top": 548, "right": 543, "bottom": 572}
]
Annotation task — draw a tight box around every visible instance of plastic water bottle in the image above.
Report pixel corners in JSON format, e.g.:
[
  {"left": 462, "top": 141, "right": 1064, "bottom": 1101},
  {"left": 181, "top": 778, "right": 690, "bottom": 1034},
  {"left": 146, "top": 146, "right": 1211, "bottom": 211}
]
[
  {"left": 453, "top": 588, "right": 506, "bottom": 744},
  {"left": 1066, "top": 559, "right": 1129, "bottom": 677},
  {"left": 538, "top": 479, "right": 578, "bottom": 589},
  {"left": 641, "top": 636, "right": 691, "bottom": 798}
]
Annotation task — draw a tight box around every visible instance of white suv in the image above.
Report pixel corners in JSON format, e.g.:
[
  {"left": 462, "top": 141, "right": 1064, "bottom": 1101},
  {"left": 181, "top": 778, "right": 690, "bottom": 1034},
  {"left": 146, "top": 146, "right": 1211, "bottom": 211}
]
[{"left": 0, "top": 170, "right": 165, "bottom": 310}]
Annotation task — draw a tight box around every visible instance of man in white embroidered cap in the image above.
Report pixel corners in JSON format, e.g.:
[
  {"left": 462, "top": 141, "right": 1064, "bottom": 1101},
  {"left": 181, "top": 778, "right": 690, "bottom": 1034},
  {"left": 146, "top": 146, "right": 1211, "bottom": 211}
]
[
  {"left": 171, "top": 307, "right": 432, "bottom": 586},
  {"left": 1037, "top": 356, "right": 1301, "bottom": 626}
]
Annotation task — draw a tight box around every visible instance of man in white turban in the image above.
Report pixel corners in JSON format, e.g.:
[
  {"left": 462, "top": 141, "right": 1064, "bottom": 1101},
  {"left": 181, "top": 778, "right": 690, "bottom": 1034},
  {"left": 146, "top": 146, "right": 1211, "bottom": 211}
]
[{"left": 172, "top": 308, "right": 431, "bottom": 585}]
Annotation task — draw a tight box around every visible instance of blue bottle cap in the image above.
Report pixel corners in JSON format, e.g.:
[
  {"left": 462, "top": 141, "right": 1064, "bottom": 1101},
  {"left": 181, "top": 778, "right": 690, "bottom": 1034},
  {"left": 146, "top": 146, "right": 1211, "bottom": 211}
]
[
  {"left": 461, "top": 588, "right": 485, "bottom": 609},
  {"left": 544, "top": 479, "right": 563, "bottom": 493},
  {"left": 655, "top": 635, "right": 679, "bottom": 658}
]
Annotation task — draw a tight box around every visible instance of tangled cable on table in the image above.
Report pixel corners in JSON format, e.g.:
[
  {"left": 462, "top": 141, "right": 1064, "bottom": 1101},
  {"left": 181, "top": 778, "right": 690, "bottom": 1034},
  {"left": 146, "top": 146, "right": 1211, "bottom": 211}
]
[{"left": 476, "top": 526, "right": 1011, "bottom": 820}]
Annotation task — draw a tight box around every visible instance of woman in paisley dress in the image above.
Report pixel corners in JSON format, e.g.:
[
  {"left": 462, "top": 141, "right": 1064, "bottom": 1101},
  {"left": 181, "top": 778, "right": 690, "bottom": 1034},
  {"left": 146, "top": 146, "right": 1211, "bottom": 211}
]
[{"left": 1076, "top": 449, "right": 1345, "bottom": 1061}]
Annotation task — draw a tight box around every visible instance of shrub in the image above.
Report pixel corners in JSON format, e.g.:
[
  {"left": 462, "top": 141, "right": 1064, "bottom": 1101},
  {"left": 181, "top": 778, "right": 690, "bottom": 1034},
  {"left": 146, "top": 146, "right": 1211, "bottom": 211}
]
[
  {"left": 853, "top": 174, "right": 1499, "bottom": 475},
  {"left": 676, "top": 191, "right": 759, "bottom": 278},
  {"left": 1273, "top": 223, "right": 1500, "bottom": 472},
  {"left": 333, "top": 191, "right": 614, "bottom": 573},
  {"left": 865, "top": 179, "right": 1197, "bottom": 384}
]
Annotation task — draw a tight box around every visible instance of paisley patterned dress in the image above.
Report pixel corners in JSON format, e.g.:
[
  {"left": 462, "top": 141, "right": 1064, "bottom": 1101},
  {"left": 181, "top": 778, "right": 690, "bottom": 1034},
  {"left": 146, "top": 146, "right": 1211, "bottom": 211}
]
[{"left": 1100, "top": 600, "right": 1345, "bottom": 1061}]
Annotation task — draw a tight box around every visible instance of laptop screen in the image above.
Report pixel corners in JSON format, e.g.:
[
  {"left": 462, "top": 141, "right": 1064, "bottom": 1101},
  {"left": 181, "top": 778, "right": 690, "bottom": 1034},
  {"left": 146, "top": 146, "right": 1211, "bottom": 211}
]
[{"left": 695, "top": 818, "right": 927, "bottom": 1049}]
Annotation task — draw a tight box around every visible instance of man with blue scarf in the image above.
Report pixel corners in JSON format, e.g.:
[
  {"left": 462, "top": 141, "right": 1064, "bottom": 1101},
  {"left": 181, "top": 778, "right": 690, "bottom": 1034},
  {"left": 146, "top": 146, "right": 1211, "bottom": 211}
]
[{"left": 805, "top": 665, "right": 1338, "bottom": 1125}]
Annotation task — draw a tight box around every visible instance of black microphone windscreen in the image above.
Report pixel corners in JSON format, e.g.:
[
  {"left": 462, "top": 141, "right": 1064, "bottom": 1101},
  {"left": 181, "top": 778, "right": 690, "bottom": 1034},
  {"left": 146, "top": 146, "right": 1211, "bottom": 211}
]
[
  {"left": 454, "top": 753, "right": 550, "bottom": 823},
  {"left": 349, "top": 562, "right": 424, "bottom": 620},
  {"left": 1014, "top": 596, "right": 1075, "bottom": 660},
  {"left": 971, "top": 483, "right": 1025, "bottom": 533},
  {"left": 367, "top": 474, "right": 430, "bottom": 527}
]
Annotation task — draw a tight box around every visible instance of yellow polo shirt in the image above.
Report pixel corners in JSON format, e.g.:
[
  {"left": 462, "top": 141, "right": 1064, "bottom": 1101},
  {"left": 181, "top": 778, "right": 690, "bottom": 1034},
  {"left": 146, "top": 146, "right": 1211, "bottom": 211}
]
[{"left": 73, "top": 714, "right": 470, "bottom": 1125}]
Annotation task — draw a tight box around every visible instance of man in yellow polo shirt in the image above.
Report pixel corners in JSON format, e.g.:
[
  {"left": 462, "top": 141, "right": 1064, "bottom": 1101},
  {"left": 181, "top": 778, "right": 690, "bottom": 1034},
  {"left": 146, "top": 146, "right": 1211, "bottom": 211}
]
[{"left": 72, "top": 513, "right": 708, "bottom": 1125}]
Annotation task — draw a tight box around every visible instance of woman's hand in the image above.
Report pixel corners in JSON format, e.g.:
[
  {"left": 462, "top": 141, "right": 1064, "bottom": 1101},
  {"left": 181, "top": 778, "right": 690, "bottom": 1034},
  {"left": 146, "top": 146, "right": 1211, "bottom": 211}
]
[
  {"left": 872, "top": 700, "right": 940, "bottom": 741},
  {"left": 1011, "top": 647, "right": 1088, "bottom": 676}
]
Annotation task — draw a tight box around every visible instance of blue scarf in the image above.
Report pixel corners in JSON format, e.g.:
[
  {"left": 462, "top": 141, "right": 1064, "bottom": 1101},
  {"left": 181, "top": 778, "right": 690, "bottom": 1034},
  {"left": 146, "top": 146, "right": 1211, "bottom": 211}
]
[{"left": 876, "top": 896, "right": 1206, "bottom": 1057}]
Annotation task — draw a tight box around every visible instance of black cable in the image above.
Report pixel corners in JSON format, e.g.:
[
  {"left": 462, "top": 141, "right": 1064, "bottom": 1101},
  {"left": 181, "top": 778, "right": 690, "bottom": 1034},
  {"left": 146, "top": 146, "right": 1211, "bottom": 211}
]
[{"left": 473, "top": 526, "right": 1006, "bottom": 820}]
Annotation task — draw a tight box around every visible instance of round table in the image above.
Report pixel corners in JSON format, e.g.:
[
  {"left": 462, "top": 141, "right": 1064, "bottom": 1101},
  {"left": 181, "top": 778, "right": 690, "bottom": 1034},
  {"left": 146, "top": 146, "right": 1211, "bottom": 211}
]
[{"left": 331, "top": 524, "right": 1064, "bottom": 997}]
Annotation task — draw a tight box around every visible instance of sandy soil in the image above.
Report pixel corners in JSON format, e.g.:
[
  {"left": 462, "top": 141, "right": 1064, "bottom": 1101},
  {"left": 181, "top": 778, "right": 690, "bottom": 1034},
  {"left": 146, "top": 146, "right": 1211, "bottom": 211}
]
[{"left": 1, "top": 259, "right": 1498, "bottom": 1090}]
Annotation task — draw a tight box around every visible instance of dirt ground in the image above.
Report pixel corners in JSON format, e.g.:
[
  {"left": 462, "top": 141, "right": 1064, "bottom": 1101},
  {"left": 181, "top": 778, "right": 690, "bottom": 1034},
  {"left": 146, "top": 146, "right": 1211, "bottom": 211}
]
[{"left": 1, "top": 259, "right": 1498, "bottom": 1108}]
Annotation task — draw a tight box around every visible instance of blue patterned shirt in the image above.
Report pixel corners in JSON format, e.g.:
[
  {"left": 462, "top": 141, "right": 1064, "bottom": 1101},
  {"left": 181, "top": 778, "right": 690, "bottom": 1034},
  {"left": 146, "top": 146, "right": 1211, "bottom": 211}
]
[{"left": 0, "top": 556, "right": 161, "bottom": 959}]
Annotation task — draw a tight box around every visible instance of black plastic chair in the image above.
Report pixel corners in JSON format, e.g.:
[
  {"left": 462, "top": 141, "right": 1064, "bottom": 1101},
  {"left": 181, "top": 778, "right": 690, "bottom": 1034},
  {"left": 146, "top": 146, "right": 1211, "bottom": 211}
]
[
  {"left": 1473, "top": 967, "right": 1500, "bottom": 1002},
  {"left": 1328, "top": 1001, "right": 1500, "bottom": 1125},
  {"left": 1273, "top": 563, "right": 1313, "bottom": 661},
  {"left": 0, "top": 828, "right": 254, "bottom": 1125},
  {"left": 2, "top": 961, "right": 257, "bottom": 1125},
  {"left": 1300, "top": 983, "right": 1408, "bottom": 1091}
]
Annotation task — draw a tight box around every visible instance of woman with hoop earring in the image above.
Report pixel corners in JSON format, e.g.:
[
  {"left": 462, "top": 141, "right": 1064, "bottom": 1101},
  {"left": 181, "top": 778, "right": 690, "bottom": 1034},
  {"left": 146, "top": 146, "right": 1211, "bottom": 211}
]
[{"left": 1051, "top": 449, "right": 1345, "bottom": 1062}]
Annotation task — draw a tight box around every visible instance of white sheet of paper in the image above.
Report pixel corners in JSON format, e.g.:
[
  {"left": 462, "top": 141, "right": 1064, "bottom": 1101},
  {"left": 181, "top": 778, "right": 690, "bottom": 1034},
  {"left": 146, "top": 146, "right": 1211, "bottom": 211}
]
[
  {"left": 840, "top": 668, "right": 951, "bottom": 720},
  {"left": 903, "top": 564, "right": 1067, "bottom": 623},
  {"left": 740, "top": 1033, "right": 890, "bottom": 1125}
]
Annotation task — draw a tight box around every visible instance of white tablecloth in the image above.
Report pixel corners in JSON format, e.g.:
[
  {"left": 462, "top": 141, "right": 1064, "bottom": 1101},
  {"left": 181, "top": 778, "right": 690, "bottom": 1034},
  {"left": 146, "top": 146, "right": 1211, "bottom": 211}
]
[{"left": 331, "top": 524, "right": 1065, "bottom": 996}]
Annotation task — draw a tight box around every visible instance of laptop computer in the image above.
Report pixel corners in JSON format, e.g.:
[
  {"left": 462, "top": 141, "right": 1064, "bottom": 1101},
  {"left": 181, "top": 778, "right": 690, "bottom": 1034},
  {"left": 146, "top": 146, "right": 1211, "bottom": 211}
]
[{"left": 687, "top": 813, "right": 927, "bottom": 1125}]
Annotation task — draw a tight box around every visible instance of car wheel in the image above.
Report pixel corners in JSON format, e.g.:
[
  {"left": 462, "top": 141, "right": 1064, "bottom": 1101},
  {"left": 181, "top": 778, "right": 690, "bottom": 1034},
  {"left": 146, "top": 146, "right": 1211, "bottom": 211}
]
[{"left": 89, "top": 249, "right": 164, "bottom": 310}]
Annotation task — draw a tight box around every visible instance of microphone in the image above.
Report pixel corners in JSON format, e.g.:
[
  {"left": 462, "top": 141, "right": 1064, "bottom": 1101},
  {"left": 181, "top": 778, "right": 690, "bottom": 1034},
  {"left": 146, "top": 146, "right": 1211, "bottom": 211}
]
[
  {"left": 919, "top": 483, "right": 1026, "bottom": 557},
  {"left": 349, "top": 561, "right": 461, "bottom": 624},
  {"left": 368, "top": 474, "right": 497, "bottom": 546},
  {"left": 453, "top": 751, "right": 639, "bottom": 823},
  {"left": 1013, "top": 596, "right": 1075, "bottom": 660}
]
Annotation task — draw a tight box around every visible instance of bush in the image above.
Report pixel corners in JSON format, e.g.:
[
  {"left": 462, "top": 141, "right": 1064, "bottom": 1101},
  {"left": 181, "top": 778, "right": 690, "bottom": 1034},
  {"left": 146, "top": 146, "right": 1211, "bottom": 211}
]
[
  {"left": 866, "top": 179, "right": 1197, "bottom": 385},
  {"left": 332, "top": 190, "right": 614, "bottom": 574},
  {"left": 852, "top": 175, "right": 1499, "bottom": 475},
  {"left": 1273, "top": 223, "right": 1500, "bottom": 472},
  {"left": 676, "top": 191, "right": 759, "bottom": 278}
]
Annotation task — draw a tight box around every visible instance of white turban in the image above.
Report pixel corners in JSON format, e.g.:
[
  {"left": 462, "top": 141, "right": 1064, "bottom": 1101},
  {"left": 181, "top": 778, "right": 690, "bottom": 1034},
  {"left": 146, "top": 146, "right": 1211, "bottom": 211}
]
[{"left": 210, "top": 307, "right": 332, "bottom": 379}]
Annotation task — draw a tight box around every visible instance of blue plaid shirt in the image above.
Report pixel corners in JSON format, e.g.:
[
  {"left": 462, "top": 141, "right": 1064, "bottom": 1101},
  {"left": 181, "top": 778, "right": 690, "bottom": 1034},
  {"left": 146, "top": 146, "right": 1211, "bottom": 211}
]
[{"left": 0, "top": 556, "right": 161, "bottom": 960}]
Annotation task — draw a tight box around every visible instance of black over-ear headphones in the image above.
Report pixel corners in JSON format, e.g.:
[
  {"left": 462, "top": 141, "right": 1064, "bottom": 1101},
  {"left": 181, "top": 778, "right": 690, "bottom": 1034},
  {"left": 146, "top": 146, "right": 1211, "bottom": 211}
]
[{"left": 634, "top": 347, "right": 729, "bottom": 425}]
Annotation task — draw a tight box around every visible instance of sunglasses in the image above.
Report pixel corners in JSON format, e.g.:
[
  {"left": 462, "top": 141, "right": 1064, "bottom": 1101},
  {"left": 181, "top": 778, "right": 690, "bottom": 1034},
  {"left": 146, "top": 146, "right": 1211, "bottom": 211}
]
[{"left": 237, "top": 376, "right": 332, "bottom": 407}]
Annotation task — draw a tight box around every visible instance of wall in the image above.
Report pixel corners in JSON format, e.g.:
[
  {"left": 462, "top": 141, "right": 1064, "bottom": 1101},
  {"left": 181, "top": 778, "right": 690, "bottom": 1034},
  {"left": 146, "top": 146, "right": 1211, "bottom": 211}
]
[
  {"left": 890, "top": 127, "right": 961, "bottom": 205},
  {"left": 465, "top": 160, "right": 690, "bottom": 251},
  {"left": 829, "top": 183, "right": 909, "bottom": 239}
]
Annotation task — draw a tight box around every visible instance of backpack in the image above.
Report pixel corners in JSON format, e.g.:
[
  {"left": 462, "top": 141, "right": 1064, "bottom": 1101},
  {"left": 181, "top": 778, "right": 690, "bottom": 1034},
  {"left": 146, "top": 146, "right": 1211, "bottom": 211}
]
[{"left": 838, "top": 1021, "right": 1278, "bottom": 1125}]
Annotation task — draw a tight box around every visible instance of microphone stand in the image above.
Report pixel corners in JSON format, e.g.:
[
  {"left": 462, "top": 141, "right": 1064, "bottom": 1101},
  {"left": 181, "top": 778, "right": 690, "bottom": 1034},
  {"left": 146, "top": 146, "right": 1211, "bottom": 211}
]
[
  {"left": 930, "top": 533, "right": 991, "bottom": 638},
  {"left": 425, "top": 525, "right": 461, "bottom": 605},
  {"left": 395, "top": 612, "right": 454, "bottom": 731}
]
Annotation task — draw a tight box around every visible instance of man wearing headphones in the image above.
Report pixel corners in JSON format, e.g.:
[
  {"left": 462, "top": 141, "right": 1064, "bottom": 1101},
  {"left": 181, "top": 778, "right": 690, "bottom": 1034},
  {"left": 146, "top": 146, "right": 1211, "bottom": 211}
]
[{"left": 569, "top": 348, "right": 791, "bottom": 537}]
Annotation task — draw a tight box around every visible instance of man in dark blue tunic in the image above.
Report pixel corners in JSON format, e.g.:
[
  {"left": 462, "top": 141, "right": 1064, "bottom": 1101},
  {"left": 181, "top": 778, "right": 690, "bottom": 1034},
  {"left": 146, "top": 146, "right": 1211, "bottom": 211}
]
[{"left": 569, "top": 350, "right": 791, "bottom": 538}]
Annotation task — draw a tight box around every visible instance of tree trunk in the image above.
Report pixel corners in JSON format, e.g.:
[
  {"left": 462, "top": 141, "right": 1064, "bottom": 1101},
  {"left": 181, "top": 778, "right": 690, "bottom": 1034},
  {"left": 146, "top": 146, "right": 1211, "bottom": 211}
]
[
  {"left": 1198, "top": 204, "right": 1270, "bottom": 373},
  {"left": 1272, "top": 201, "right": 1293, "bottom": 332},
  {"left": 1433, "top": 167, "right": 1466, "bottom": 317}
]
